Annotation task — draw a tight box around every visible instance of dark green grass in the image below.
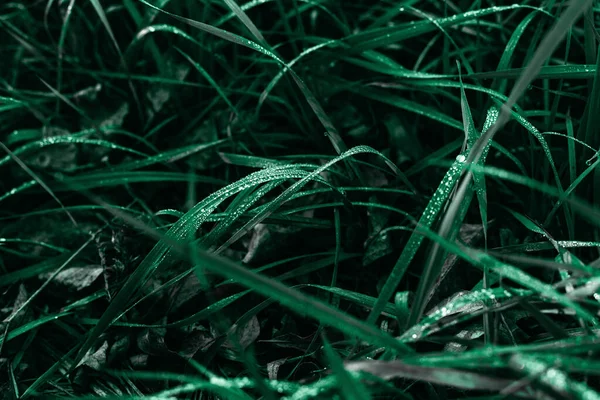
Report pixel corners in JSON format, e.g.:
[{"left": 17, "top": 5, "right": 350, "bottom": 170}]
[{"left": 2, "top": 0, "right": 600, "bottom": 398}]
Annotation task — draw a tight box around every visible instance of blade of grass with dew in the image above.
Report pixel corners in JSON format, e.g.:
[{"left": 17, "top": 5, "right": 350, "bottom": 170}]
[
  {"left": 201, "top": 180, "right": 284, "bottom": 248},
  {"left": 342, "top": 5, "right": 539, "bottom": 53},
  {"left": 365, "top": 149, "right": 469, "bottom": 327},
  {"left": 410, "top": 6, "right": 477, "bottom": 76},
  {"left": 214, "top": 0, "right": 346, "bottom": 32},
  {"left": 257, "top": 38, "right": 339, "bottom": 116},
  {"left": 221, "top": 0, "right": 267, "bottom": 46},
  {"left": 0, "top": 310, "right": 76, "bottom": 348},
  {"left": 404, "top": 336, "right": 600, "bottom": 371},
  {"left": 0, "top": 136, "right": 148, "bottom": 169},
  {"left": 401, "top": 78, "right": 514, "bottom": 104},
  {"left": 502, "top": 206, "right": 562, "bottom": 252},
  {"left": 492, "top": 10, "right": 539, "bottom": 94},
  {"left": 103, "top": 371, "right": 254, "bottom": 400},
  {"left": 526, "top": 353, "right": 600, "bottom": 376},
  {"left": 501, "top": 103, "right": 564, "bottom": 191},
  {"left": 214, "top": 146, "right": 413, "bottom": 254},
  {"left": 468, "top": 64, "right": 597, "bottom": 80},
  {"left": 432, "top": 159, "right": 600, "bottom": 241},
  {"left": 307, "top": 284, "right": 400, "bottom": 318},
  {"left": 68, "top": 166, "right": 323, "bottom": 366},
  {"left": 123, "top": 0, "right": 166, "bottom": 77},
  {"left": 401, "top": 287, "right": 529, "bottom": 342},
  {"left": 409, "top": 73, "right": 498, "bottom": 327},
  {"left": 219, "top": 152, "right": 289, "bottom": 168},
  {"left": 105, "top": 139, "right": 229, "bottom": 172},
  {"left": 367, "top": 106, "right": 497, "bottom": 326},
  {"left": 567, "top": 113, "right": 577, "bottom": 186}
]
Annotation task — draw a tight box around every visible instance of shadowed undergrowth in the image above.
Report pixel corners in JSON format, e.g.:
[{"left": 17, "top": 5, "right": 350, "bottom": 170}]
[{"left": 1, "top": 0, "right": 600, "bottom": 399}]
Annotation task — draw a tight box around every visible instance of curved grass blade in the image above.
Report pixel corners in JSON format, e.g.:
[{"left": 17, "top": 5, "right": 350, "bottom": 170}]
[
  {"left": 580, "top": 40, "right": 600, "bottom": 151},
  {"left": 344, "top": 5, "right": 543, "bottom": 53},
  {"left": 202, "top": 180, "right": 283, "bottom": 247},
  {"left": 545, "top": 150, "right": 600, "bottom": 225},
  {"left": 493, "top": 10, "right": 539, "bottom": 93},
  {"left": 215, "top": 145, "right": 413, "bottom": 254},
  {"left": 401, "top": 287, "right": 528, "bottom": 342}
]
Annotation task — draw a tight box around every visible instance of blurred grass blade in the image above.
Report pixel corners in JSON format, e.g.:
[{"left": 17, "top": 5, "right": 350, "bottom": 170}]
[
  {"left": 509, "top": 354, "right": 600, "bottom": 400},
  {"left": 345, "top": 360, "right": 516, "bottom": 392}
]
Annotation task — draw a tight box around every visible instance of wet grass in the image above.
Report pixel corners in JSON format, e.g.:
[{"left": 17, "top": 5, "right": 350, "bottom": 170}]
[{"left": 1, "top": 0, "right": 600, "bottom": 399}]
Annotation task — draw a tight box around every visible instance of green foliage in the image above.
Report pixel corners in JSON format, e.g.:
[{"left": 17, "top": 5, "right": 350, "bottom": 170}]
[{"left": 1, "top": 0, "right": 600, "bottom": 398}]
